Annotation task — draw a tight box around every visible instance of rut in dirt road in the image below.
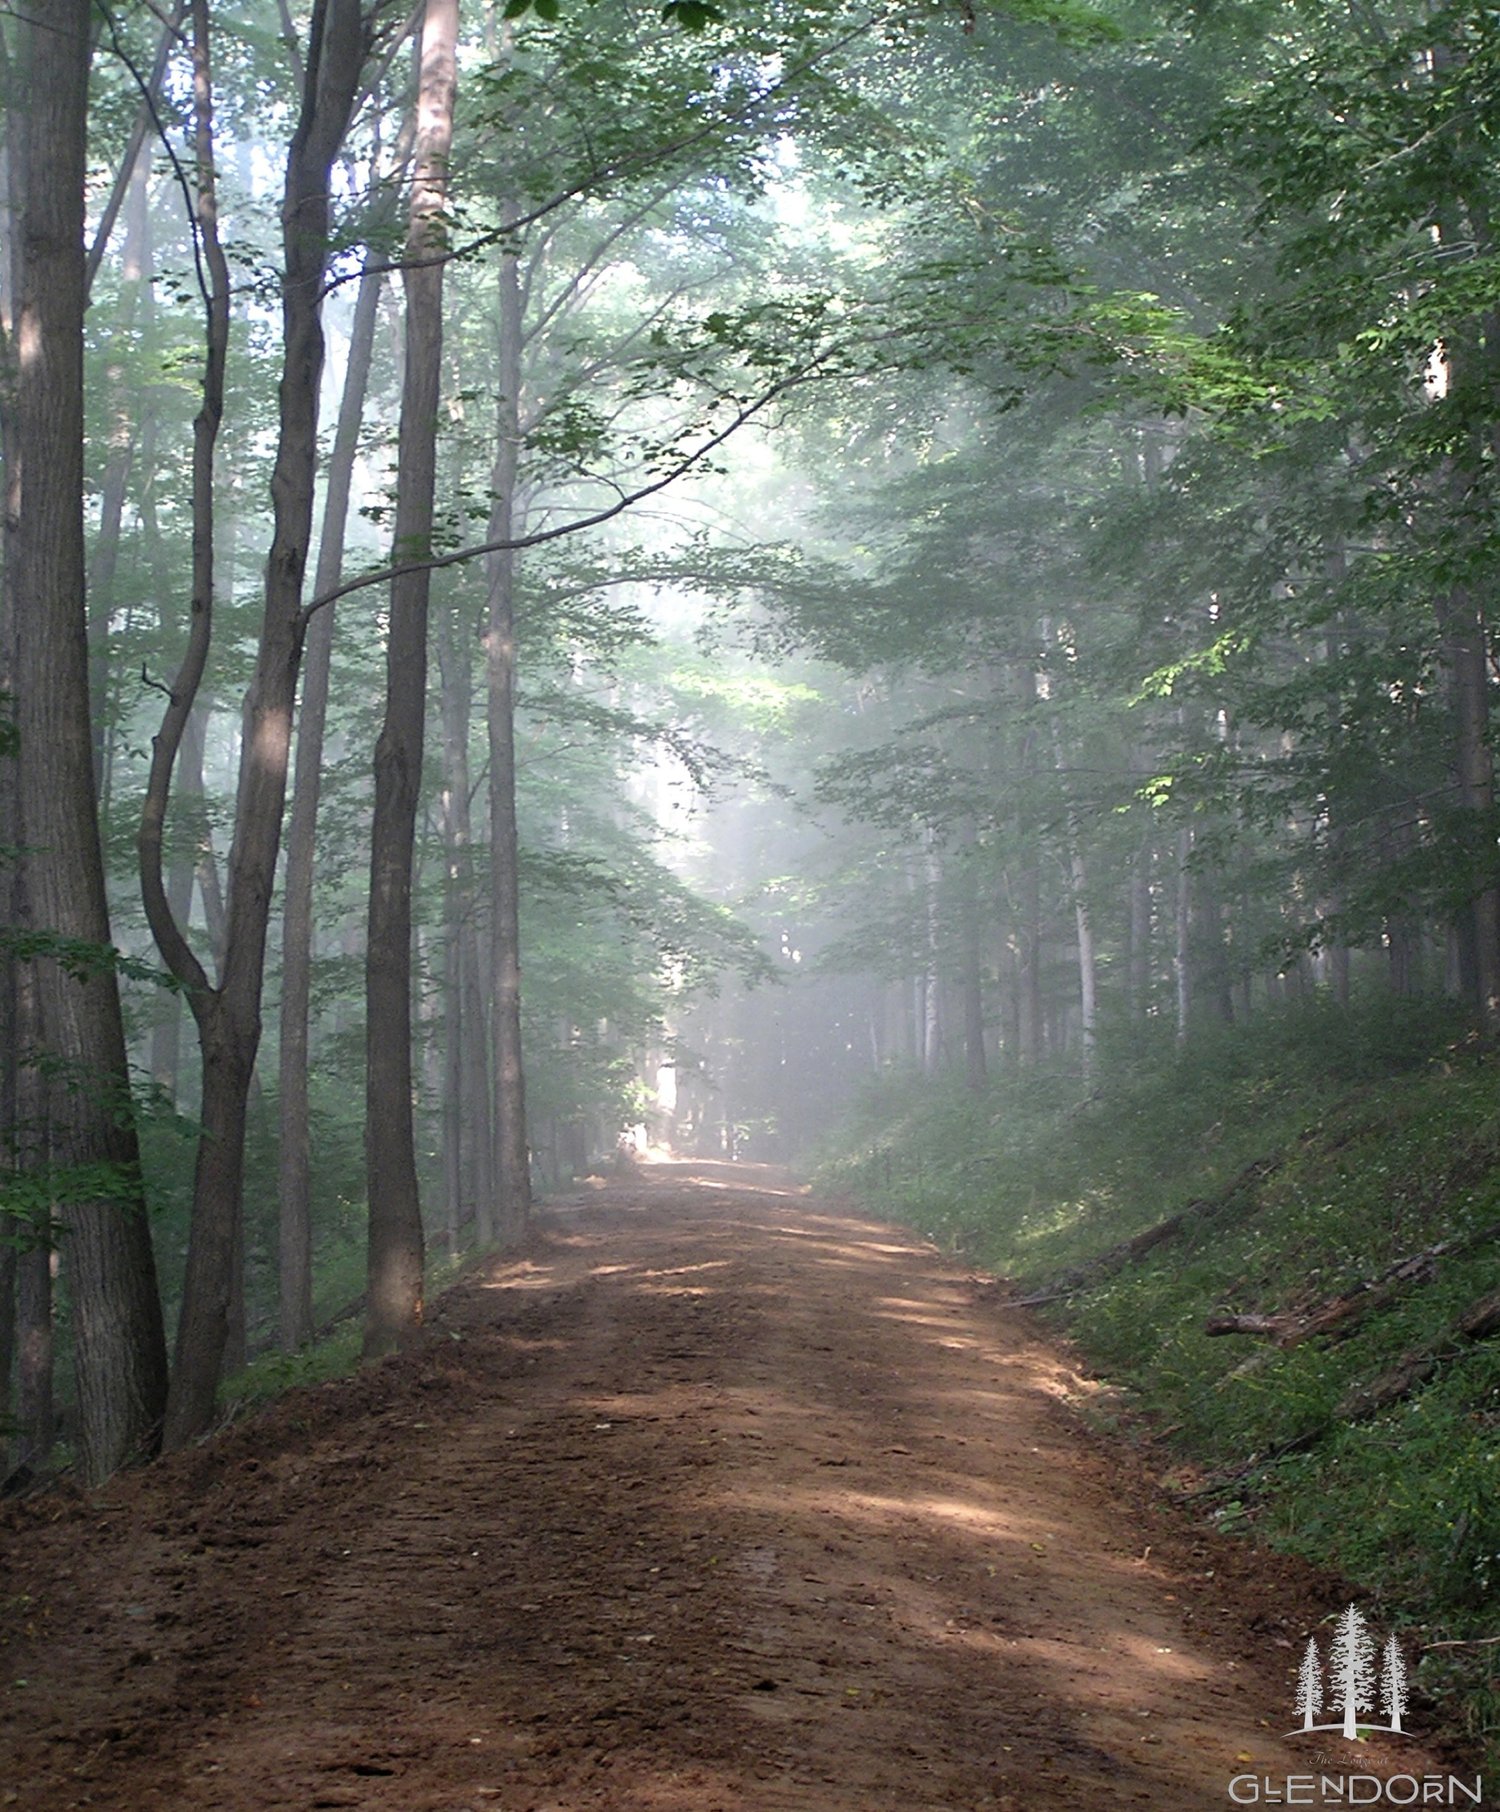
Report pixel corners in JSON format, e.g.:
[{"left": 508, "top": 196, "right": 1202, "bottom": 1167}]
[{"left": 1, "top": 1162, "right": 1443, "bottom": 1811}]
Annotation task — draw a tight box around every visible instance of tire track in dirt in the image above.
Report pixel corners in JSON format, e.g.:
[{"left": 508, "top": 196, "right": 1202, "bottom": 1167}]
[{"left": 0, "top": 1161, "right": 1457, "bottom": 1810}]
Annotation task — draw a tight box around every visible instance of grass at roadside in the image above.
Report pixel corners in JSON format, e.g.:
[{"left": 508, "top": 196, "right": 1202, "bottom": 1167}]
[
  {"left": 816, "top": 994, "right": 1500, "bottom": 1759},
  {"left": 217, "top": 1241, "right": 478, "bottom": 1411}
]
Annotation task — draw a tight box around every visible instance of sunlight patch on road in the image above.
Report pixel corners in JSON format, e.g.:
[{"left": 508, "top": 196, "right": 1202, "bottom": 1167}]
[
  {"left": 634, "top": 1260, "right": 731, "bottom": 1279},
  {"left": 479, "top": 1259, "right": 561, "bottom": 1292},
  {"left": 1110, "top": 1628, "right": 1216, "bottom": 1686},
  {"left": 849, "top": 1490, "right": 1043, "bottom": 1540},
  {"left": 871, "top": 1300, "right": 972, "bottom": 1332},
  {"left": 678, "top": 1176, "right": 805, "bottom": 1197},
  {"left": 726, "top": 1479, "right": 1056, "bottom": 1547},
  {"left": 792, "top": 1238, "right": 929, "bottom": 1265}
]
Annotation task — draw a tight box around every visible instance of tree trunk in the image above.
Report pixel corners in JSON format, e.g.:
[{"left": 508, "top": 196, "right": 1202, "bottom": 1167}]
[
  {"left": 1052, "top": 718, "right": 1097, "bottom": 1080},
  {"left": 139, "top": 411, "right": 199, "bottom": 1105},
  {"left": 146, "top": 707, "right": 197, "bottom": 1101},
  {"left": 435, "top": 587, "right": 495, "bottom": 1242},
  {"left": 365, "top": 0, "right": 459, "bottom": 1355},
  {"left": 997, "top": 923, "right": 1021, "bottom": 1067},
  {"left": 963, "top": 848, "right": 992, "bottom": 1087},
  {"left": 0, "top": 37, "right": 20, "bottom": 1468},
  {"left": 1011, "top": 661, "right": 1044, "bottom": 1062},
  {"left": 1441, "top": 579, "right": 1500, "bottom": 1024},
  {"left": 485, "top": 211, "right": 533, "bottom": 1239},
  {"left": 87, "top": 148, "right": 152, "bottom": 801},
  {"left": 148, "top": 0, "right": 366, "bottom": 1451},
  {"left": 440, "top": 881, "right": 464, "bottom": 1250},
  {"left": 1173, "top": 826, "right": 1193, "bottom": 1040},
  {"left": 922, "top": 839, "right": 943, "bottom": 1073},
  {"left": 1427, "top": 158, "right": 1500, "bottom": 1026},
  {"left": 1128, "top": 836, "right": 1152, "bottom": 1019},
  {"left": 0, "top": 1236, "right": 13, "bottom": 1463},
  {"left": 4, "top": 968, "right": 44, "bottom": 1476},
  {"left": 14, "top": 1236, "right": 53, "bottom": 1474},
  {"left": 10, "top": 0, "right": 169, "bottom": 1480},
  {"left": 144, "top": 0, "right": 234, "bottom": 1452},
  {"left": 1199, "top": 872, "right": 1235, "bottom": 1026},
  {"left": 1320, "top": 572, "right": 1353, "bottom": 1009},
  {"left": 279, "top": 245, "right": 384, "bottom": 1352}
]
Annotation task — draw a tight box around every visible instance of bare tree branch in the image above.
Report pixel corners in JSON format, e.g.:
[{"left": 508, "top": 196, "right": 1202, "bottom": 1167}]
[
  {"left": 86, "top": 0, "right": 188, "bottom": 294},
  {"left": 95, "top": 0, "right": 210, "bottom": 312},
  {"left": 296, "top": 359, "right": 823, "bottom": 630}
]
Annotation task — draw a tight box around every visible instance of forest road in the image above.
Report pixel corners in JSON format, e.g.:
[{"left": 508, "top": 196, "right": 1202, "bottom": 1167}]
[{"left": 1, "top": 1161, "right": 1450, "bottom": 1812}]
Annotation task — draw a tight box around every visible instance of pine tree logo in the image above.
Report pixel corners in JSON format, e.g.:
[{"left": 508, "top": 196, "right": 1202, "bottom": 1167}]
[
  {"left": 1381, "top": 1634, "right": 1408, "bottom": 1734},
  {"left": 1287, "top": 1605, "right": 1412, "bottom": 1740},
  {"left": 1296, "top": 1637, "right": 1322, "bottom": 1732}
]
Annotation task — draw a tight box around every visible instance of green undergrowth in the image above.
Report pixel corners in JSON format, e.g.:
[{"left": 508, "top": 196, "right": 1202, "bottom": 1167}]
[
  {"left": 816, "top": 995, "right": 1500, "bottom": 1759},
  {"left": 217, "top": 1243, "right": 476, "bottom": 1412}
]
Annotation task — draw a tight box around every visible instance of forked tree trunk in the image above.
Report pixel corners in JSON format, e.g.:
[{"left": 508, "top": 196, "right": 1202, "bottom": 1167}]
[
  {"left": 141, "top": 0, "right": 234, "bottom": 1453},
  {"left": 279, "top": 246, "right": 384, "bottom": 1351},
  {"left": 365, "top": 0, "right": 459, "bottom": 1355},
  {"left": 146, "top": 705, "right": 199, "bottom": 1099},
  {"left": 138, "top": 408, "right": 198, "bottom": 1103},
  {"left": 144, "top": 0, "right": 366, "bottom": 1450},
  {"left": 485, "top": 216, "right": 533, "bottom": 1239},
  {"left": 12, "top": 0, "right": 168, "bottom": 1480}
]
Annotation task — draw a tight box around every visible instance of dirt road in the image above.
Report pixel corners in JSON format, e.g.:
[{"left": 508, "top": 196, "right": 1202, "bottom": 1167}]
[{"left": 1, "top": 1163, "right": 1448, "bottom": 1810}]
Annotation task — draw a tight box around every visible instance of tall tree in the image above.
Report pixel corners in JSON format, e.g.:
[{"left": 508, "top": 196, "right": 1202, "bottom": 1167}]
[
  {"left": 484, "top": 214, "right": 533, "bottom": 1239},
  {"left": 142, "top": 0, "right": 369, "bottom": 1448},
  {"left": 280, "top": 238, "right": 387, "bottom": 1352},
  {"left": 6, "top": 0, "right": 168, "bottom": 1481},
  {"left": 365, "top": 0, "right": 459, "bottom": 1354}
]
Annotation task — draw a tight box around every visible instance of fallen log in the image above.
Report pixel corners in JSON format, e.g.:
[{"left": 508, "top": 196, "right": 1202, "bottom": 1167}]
[
  {"left": 1204, "top": 1311, "right": 1293, "bottom": 1340},
  {"left": 1010, "top": 1152, "right": 1283, "bottom": 1307},
  {"left": 1185, "top": 1281, "right": 1500, "bottom": 1498},
  {"left": 1459, "top": 1285, "right": 1500, "bottom": 1340},
  {"left": 1335, "top": 1283, "right": 1500, "bottom": 1422},
  {"left": 1204, "top": 1218, "right": 1500, "bottom": 1347}
]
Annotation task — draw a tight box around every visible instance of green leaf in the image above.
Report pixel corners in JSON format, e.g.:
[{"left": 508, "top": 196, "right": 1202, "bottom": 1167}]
[{"left": 0, "top": 928, "right": 186, "bottom": 991}]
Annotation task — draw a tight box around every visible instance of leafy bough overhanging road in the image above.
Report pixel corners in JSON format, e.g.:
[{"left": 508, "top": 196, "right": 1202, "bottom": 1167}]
[{"left": 0, "top": 1161, "right": 1449, "bottom": 1810}]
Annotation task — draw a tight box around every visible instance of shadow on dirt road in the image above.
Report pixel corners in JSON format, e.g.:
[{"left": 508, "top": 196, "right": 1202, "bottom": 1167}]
[{"left": 0, "top": 1162, "right": 1453, "bottom": 1810}]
